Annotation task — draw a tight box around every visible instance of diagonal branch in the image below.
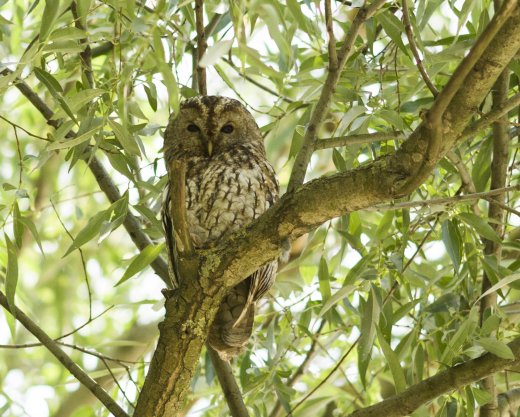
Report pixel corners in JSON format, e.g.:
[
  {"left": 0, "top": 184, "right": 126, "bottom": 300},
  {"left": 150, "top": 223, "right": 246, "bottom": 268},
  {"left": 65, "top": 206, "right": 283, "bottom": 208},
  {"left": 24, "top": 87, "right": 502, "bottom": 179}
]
[
  {"left": 401, "top": 0, "right": 438, "bottom": 96},
  {"left": 287, "top": 0, "right": 387, "bottom": 192},
  {"left": 0, "top": 290, "right": 130, "bottom": 417},
  {"left": 347, "top": 337, "right": 520, "bottom": 417}
]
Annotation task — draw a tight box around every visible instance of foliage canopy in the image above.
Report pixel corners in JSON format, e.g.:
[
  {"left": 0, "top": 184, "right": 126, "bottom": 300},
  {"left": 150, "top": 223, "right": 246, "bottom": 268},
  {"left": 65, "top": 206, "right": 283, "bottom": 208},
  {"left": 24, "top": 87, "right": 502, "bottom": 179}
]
[{"left": 0, "top": 0, "right": 519, "bottom": 416}]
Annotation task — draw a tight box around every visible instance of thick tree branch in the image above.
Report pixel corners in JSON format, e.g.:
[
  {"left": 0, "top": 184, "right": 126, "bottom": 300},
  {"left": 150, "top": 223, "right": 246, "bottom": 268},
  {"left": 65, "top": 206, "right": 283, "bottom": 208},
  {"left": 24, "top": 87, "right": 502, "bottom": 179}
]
[
  {"left": 0, "top": 291, "right": 129, "bottom": 417},
  {"left": 287, "top": 0, "right": 387, "bottom": 192},
  {"left": 346, "top": 337, "right": 520, "bottom": 417},
  {"left": 127, "top": 4, "right": 520, "bottom": 415}
]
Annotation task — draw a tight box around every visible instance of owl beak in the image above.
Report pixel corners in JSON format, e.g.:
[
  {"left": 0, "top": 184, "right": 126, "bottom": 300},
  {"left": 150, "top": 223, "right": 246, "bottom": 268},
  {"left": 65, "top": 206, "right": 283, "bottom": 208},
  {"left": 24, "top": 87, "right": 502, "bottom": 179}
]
[{"left": 207, "top": 140, "right": 214, "bottom": 157}]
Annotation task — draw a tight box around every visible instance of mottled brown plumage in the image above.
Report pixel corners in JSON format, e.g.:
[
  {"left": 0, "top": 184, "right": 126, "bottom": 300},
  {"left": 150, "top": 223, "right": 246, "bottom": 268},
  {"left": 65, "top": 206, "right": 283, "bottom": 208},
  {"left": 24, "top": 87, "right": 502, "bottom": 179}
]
[{"left": 162, "top": 96, "right": 279, "bottom": 360}]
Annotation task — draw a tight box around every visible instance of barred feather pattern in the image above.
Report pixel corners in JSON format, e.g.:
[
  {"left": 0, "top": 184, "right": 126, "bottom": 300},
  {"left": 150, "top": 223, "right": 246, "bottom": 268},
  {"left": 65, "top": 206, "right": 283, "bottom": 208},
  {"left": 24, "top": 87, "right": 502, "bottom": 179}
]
[{"left": 162, "top": 96, "right": 279, "bottom": 360}]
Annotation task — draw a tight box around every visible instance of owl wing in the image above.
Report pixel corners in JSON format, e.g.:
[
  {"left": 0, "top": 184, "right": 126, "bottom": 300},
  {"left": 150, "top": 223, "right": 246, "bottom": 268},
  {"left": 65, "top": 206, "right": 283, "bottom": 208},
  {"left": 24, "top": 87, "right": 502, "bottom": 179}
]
[{"left": 161, "top": 185, "right": 179, "bottom": 288}]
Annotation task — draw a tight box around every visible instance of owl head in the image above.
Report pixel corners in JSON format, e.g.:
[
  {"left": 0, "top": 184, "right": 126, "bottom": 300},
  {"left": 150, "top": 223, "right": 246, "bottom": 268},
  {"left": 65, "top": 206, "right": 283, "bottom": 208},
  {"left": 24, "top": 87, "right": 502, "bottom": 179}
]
[{"left": 164, "top": 96, "right": 265, "bottom": 162}]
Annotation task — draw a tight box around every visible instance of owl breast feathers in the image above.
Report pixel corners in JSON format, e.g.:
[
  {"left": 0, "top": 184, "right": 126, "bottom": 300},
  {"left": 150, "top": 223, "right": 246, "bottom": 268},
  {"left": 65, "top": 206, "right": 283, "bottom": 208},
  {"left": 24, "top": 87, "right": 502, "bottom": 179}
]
[{"left": 162, "top": 96, "right": 279, "bottom": 360}]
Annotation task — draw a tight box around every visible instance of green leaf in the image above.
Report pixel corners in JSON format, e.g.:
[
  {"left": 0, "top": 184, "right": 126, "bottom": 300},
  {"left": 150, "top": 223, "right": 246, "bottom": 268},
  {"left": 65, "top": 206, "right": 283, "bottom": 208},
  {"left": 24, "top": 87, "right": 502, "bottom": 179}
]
[
  {"left": 115, "top": 243, "right": 165, "bottom": 286},
  {"left": 472, "top": 388, "right": 492, "bottom": 406},
  {"left": 18, "top": 217, "right": 44, "bottom": 254},
  {"left": 476, "top": 274, "right": 520, "bottom": 303},
  {"left": 199, "top": 40, "right": 233, "bottom": 67},
  {"left": 318, "top": 257, "right": 331, "bottom": 301},
  {"left": 476, "top": 337, "right": 514, "bottom": 360},
  {"left": 441, "top": 219, "right": 462, "bottom": 272},
  {"left": 457, "top": 212, "right": 501, "bottom": 244},
  {"left": 376, "top": 12, "right": 408, "bottom": 55},
  {"left": 63, "top": 209, "right": 111, "bottom": 257},
  {"left": 358, "top": 288, "right": 380, "bottom": 362},
  {"left": 39, "top": 0, "right": 60, "bottom": 41},
  {"left": 107, "top": 119, "right": 141, "bottom": 156},
  {"left": 48, "top": 124, "right": 101, "bottom": 150},
  {"left": 12, "top": 202, "right": 24, "bottom": 248},
  {"left": 49, "top": 27, "right": 86, "bottom": 41},
  {"left": 318, "top": 285, "right": 356, "bottom": 317},
  {"left": 34, "top": 67, "right": 77, "bottom": 124},
  {"left": 441, "top": 316, "right": 477, "bottom": 364},
  {"left": 376, "top": 326, "right": 407, "bottom": 393},
  {"left": 5, "top": 234, "right": 18, "bottom": 313}
]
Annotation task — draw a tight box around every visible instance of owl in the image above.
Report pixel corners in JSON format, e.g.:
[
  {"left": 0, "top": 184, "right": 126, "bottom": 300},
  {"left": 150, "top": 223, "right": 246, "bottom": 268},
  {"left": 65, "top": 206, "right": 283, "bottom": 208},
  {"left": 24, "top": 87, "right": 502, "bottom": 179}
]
[{"left": 162, "top": 96, "right": 279, "bottom": 360}]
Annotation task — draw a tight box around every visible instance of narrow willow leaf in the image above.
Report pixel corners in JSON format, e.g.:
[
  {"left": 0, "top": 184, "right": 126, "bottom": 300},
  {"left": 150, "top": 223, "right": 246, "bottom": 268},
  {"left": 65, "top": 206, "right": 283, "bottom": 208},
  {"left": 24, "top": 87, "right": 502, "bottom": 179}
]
[
  {"left": 376, "top": 12, "right": 408, "bottom": 55},
  {"left": 49, "top": 27, "right": 86, "bottom": 41},
  {"left": 199, "top": 40, "right": 233, "bottom": 67},
  {"left": 476, "top": 274, "right": 520, "bottom": 303},
  {"left": 115, "top": 243, "right": 165, "bottom": 286},
  {"left": 12, "top": 202, "right": 24, "bottom": 248},
  {"left": 358, "top": 288, "right": 380, "bottom": 362},
  {"left": 457, "top": 212, "right": 501, "bottom": 244},
  {"left": 476, "top": 337, "right": 514, "bottom": 360},
  {"left": 376, "top": 327, "right": 407, "bottom": 393},
  {"left": 318, "top": 285, "right": 355, "bottom": 317},
  {"left": 39, "top": 0, "right": 60, "bottom": 41},
  {"left": 48, "top": 124, "right": 100, "bottom": 150},
  {"left": 441, "top": 219, "right": 462, "bottom": 272},
  {"left": 34, "top": 67, "right": 77, "bottom": 123},
  {"left": 18, "top": 217, "right": 44, "bottom": 254},
  {"left": 318, "top": 257, "right": 331, "bottom": 301},
  {"left": 440, "top": 317, "right": 476, "bottom": 364},
  {"left": 63, "top": 209, "right": 111, "bottom": 257},
  {"left": 108, "top": 119, "right": 141, "bottom": 156},
  {"left": 472, "top": 388, "right": 492, "bottom": 406},
  {"left": 5, "top": 234, "right": 18, "bottom": 313}
]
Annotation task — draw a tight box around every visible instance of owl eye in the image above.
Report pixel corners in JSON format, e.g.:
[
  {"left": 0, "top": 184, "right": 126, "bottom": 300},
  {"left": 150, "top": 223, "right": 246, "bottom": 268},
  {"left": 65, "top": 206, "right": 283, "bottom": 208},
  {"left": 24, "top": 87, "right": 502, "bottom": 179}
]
[
  {"left": 187, "top": 124, "right": 200, "bottom": 132},
  {"left": 220, "top": 124, "right": 234, "bottom": 134}
]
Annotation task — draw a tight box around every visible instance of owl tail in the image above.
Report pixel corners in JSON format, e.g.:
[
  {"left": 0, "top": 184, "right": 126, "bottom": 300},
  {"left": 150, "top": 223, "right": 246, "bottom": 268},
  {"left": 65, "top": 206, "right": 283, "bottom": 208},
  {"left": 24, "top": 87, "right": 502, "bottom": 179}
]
[{"left": 208, "top": 280, "right": 255, "bottom": 361}]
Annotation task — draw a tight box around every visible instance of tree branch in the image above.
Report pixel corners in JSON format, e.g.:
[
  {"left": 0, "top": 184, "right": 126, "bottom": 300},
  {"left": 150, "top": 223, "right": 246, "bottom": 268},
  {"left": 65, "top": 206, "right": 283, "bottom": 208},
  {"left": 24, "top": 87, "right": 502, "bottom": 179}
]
[
  {"left": 287, "top": 0, "right": 387, "bottom": 192},
  {"left": 325, "top": 0, "right": 338, "bottom": 70},
  {"left": 207, "top": 347, "right": 250, "bottom": 417},
  {"left": 0, "top": 291, "right": 130, "bottom": 417},
  {"left": 346, "top": 337, "right": 520, "bottom": 417},
  {"left": 195, "top": 0, "right": 207, "bottom": 95},
  {"left": 314, "top": 131, "right": 406, "bottom": 150},
  {"left": 401, "top": 0, "right": 438, "bottom": 96},
  {"left": 480, "top": 61, "right": 510, "bottom": 417}
]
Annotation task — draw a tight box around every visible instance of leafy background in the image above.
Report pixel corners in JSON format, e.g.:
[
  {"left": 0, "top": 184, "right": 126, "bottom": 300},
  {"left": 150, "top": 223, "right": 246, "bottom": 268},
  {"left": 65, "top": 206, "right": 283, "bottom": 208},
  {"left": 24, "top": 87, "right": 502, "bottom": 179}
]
[{"left": 0, "top": 0, "right": 519, "bottom": 416}]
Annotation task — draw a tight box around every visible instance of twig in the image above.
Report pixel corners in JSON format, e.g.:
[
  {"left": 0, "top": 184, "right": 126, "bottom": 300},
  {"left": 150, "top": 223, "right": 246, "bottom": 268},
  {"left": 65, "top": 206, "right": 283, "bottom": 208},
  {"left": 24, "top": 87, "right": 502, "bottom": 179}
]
[
  {"left": 401, "top": 0, "right": 438, "bottom": 96},
  {"left": 222, "top": 58, "right": 296, "bottom": 104},
  {"left": 168, "top": 161, "right": 194, "bottom": 255},
  {"left": 314, "top": 131, "right": 406, "bottom": 150},
  {"left": 458, "top": 91, "right": 520, "bottom": 142},
  {"left": 285, "top": 339, "right": 358, "bottom": 417},
  {"left": 364, "top": 185, "right": 520, "bottom": 212},
  {"left": 268, "top": 320, "right": 326, "bottom": 417},
  {"left": 71, "top": 1, "right": 94, "bottom": 88},
  {"left": 0, "top": 290, "right": 129, "bottom": 417},
  {"left": 195, "top": 0, "right": 207, "bottom": 95},
  {"left": 287, "top": 0, "right": 387, "bottom": 192},
  {"left": 325, "top": 0, "right": 338, "bottom": 70},
  {"left": 207, "top": 347, "right": 250, "bottom": 417},
  {"left": 0, "top": 114, "right": 50, "bottom": 141},
  {"left": 446, "top": 150, "right": 480, "bottom": 215},
  {"left": 50, "top": 199, "right": 93, "bottom": 320}
]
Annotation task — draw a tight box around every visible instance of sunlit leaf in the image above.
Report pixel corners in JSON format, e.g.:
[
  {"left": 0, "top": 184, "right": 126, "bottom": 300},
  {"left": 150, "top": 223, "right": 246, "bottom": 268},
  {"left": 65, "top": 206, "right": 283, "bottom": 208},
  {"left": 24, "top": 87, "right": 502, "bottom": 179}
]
[
  {"left": 115, "top": 243, "right": 165, "bottom": 286},
  {"left": 5, "top": 234, "right": 18, "bottom": 313}
]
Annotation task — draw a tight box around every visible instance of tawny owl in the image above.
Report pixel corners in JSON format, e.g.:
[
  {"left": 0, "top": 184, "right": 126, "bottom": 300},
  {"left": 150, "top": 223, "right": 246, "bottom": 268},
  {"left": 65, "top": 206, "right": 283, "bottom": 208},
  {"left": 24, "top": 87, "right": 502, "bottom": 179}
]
[{"left": 162, "top": 96, "right": 279, "bottom": 360}]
